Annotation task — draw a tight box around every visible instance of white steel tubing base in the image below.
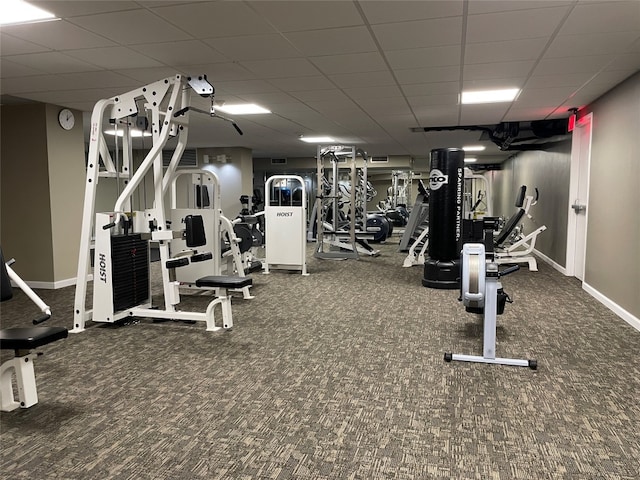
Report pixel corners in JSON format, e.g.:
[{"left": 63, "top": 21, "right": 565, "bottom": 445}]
[
  {"left": 1, "top": 353, "right": 39, "bottom": 412},
  {"left": 446, "top": 353, "right": 534, "bottom": 368}
]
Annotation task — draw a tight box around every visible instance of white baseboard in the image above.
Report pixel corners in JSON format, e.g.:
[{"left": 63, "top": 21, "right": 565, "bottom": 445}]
[
  {"left": 533, "top": 249, "right": 567, "bottom": 275},
  {"left": 11, "top": 277, "right": 77, "bottom": 290},
  {"left": 583, "top": 282, "right": 640, "bottom": 333}
]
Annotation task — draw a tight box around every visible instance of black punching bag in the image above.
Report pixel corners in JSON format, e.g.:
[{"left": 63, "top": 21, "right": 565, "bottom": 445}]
[{"left": 422, "top": 148, "right": 464, "bottom": 289}]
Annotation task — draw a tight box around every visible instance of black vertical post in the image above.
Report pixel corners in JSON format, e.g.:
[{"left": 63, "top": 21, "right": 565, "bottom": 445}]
[{"left": 422, "top": 148, "right": 465, "bottom": 289}]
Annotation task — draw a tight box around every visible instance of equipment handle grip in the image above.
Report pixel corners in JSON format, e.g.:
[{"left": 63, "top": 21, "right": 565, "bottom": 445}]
[
  {"left": 103, "top": 222, "right": 116, "bottom": 230},
  {"left": 499, "top": 265, "right": 520, "bottom": 277},
  {"left": 33, "top": 314, "right": 51, "bottom": 325},
  {"left": 232, "top": 122, "right": 243, "bottom": 135}
]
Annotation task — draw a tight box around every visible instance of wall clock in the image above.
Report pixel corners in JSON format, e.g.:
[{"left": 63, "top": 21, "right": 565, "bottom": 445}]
[{"left": 58, "top": 108, "right": 75, "bottom": 130}]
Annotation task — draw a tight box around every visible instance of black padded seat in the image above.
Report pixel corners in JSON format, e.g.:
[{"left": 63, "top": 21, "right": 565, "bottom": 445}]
[
  {"left": 195, "top": 275, "right": 253, "bottom": 289},
  {"left": 1, "top": 326, "right": 68, "bottom": 351}
]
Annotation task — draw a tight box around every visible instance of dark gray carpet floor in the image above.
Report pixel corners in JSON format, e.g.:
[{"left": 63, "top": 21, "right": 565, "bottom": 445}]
[{"left": 1, "top": 243, "right": 639, "bottom": 479}]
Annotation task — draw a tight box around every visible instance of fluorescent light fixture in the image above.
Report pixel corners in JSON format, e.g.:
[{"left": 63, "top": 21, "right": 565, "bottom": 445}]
[
  {"left": 463, "top": 145, "right": 486, "bottom": 152},
  {"left": 464, "top": 157, "right": 477, "bottom": 163},
  {"left": 215, "top": 104, "right": 270, "bottom": 115},
  {"left": 1, "top": 0, "right": 58, "bottom": 26},
  {"left": 105, "top": 129, "right": 152, "bottom": 138},
  {"left": 300, "top": 136, "right": 335, "bottom": 143},
  {"left": 461, "top": 88, "right": 520, "bottom": 104}
]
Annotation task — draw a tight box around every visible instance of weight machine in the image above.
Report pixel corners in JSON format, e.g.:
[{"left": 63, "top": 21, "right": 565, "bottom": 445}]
[
  {"left": 72, "top": 74, "right": 250, "bottom": 334},
  {"left": 313, "top": 146, "right": 388, "bottom": 259}
]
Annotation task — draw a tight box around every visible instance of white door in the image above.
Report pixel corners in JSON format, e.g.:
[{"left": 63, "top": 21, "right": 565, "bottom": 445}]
[{"left": 567, "top": 113, "right": 592, "bottom": 281}]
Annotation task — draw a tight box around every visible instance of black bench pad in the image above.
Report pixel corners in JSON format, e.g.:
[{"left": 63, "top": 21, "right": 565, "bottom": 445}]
[
  {"left": 1, "top": 326, "right": 68, "bottom": 350},
  {"left": 195, "top": 275, "right": 253, "bottom": 289}
]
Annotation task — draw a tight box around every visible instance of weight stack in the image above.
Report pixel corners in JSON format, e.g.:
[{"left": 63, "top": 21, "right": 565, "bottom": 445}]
[
  {"left": 111, "top": 234, "right": 150, "bottom": 311},
  {"left": 422, "top": 148, "right": 465, "bottom": 289}
]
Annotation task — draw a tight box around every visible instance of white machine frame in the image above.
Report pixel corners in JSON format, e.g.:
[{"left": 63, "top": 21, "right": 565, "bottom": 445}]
[
  {"left": 73, "top": 74, "right": 245, "bottom": 333},
  {"left": 263, "top": 175, "right": 309, "bottom": 275},
  {"left": 445, "top": 243, "right": 537, "bottom": 369}
]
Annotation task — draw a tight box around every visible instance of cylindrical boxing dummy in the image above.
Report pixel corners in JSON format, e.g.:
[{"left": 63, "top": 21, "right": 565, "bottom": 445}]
[{"left": 422, "top": 148, "right": 464, "bottom": 289}]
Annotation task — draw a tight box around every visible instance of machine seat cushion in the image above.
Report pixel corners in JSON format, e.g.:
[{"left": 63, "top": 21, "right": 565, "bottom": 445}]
[
  {"left": 1, "top": 326, "right": 68, "bottom": 351},
  {"left": 195, "top": 275, "right": 253, "bottom": 289}
]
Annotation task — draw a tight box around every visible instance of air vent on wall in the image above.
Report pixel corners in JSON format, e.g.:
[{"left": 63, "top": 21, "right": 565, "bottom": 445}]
[
  {"left": 371, "top": 156, "right": 389, "bottom": 163},
  {"left": 162, "top": 149, "right": 197, "bottom": 167},
  {"left": 271, "top": 158, "right": 287, "bottom": 165}
]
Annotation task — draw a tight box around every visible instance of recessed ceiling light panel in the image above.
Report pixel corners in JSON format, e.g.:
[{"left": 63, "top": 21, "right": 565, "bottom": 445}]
[
  {"left": 300, "top": 136, "right": 335, "bottom": 143},
  {"left": 215, "top": 104, "right": 271, "bottom": 115},
  {"left": 1, "top": 0, "right": 57, "bottom": 25},
  {"left": 461, "top": 88, "right": 520, "bottom": 104}
]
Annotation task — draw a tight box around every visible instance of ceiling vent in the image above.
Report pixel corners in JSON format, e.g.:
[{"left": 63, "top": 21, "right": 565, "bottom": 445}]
[
  {"left": 271, "top": 158, "right": 287, "bottom": 165},
  {"left": 371, "top": 156, "right": 389, "bottom": 163}
]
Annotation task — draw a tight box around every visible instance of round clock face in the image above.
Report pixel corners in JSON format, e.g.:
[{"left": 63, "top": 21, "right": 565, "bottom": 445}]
[{"left": 58, "top": 108, "right": 75, "bottom": 130}]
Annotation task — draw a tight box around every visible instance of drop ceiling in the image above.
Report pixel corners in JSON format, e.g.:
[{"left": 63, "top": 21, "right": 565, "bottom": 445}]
[{"left": 1, "top": 0, "right": 639, "bottom": 165}]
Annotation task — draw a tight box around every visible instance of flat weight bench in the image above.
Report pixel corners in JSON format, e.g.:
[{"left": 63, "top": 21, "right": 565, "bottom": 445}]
[
  {"left": 195, "top": 276, "right": 253, "bottom": 330},
  {"left": 1, "top": 326, "right": 68, "bottom": 412}
]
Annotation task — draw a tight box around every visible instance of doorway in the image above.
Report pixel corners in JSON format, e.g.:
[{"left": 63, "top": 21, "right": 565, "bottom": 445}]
[{"left": 566, "top": 113, "right": 592, "bottom": 280}]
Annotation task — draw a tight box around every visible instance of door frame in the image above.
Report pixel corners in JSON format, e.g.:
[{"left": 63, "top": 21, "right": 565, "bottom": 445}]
[{"left": 565, "top": 112, "right": 593, "bottom": 279}]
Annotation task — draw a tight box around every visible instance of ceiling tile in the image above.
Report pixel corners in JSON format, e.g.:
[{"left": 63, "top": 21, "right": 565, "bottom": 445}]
[
  {"left": 7, "top": 52, "right": 102, "bottom": 74},
  {"left": 534, "top": 55, "right": 613, "bottom": 76},
  {"left": 152, "top": 2, "right": 275, "bottom": 38},
  {"left": 113, "top": 67, "right": 186, "bottom": 84},
  {"left": 232, "top": 91, "right": 298, "bottom": 106},
  {"left": 0, "top": 59, "right": 44, "bottom": 78},
  {"left": 468, "top": 1, "right": 573, "bottom": 15},
  {"left": 372, "top": 16, "right": 463, "bottom": 50},
  {"left": 247, "top": 1, "right": 363, "bottom": 32},
  {"left": 407, "top": 94, "right": 459, "bottom": 108},
  {"left": 66, "top": 47, "right": 165, "bottom": 70},
  {"left": 401, "top": 82, "right": 460, "bottom": 96},
  {"left": 395, "top": 65, "right": 460, "bottom": 85},
  {"left": 460, "top": 103, "right": 510, "bottom": 125},
  {"left": 603, "top": 52, "right": 640, "bottom": 72},
  {"left": 360, "top": 0, "right": 463, "bottom": 24},
  {"left": 311, "top": 52, "right": 387, "bottom": 75},
  {"left": 0, "top": 33, "right": 51, "bottom": 56},
  {"left": 330, "top": 70, "right": 396, "bottom": 89},
  {"left": 240, "top": 58, "right": 319, "bottom": 79},
  {"left": 58, "top": 71, "right": 139, "bottom": 90},
  {"left": 178, "top": 62, "right": 257, "bottom": 82},
  {"left": 213, "top": 80, "right": 280, "bottom": 95},
  {"left": 465, "top": 37, "right": 548, "bottom": 64},
  {"left": 466, "top": 7, "right": 571, "bottom": 43},
  {"left": 131, "top": 41, "right": 227, "bottom": 66},
  {"left": 526, "top": 72, "right": 592, "bottom": 89},
  {"left": 560, "top": 1, "right": 640, "bottom": 35},
  {"left": 386, "top": 45, "right": 461, "bottom": 70},
  {"left": 2, "top": 20, "right": 117, "bottom": 51},
  {"left": 463, "top": 60, "right": 535, "bottom": 81},
  {"left": 267, "top": 76, "right": 335, "bottom": 92},
  {"left": 67, "top": 10, "right": 192, "bottom": 45},
  {"left": 546, "top": 31, "right": 640, "bottom": 58},
  {"left": 354, "top": 97, "right": 412, "bottom": 116},
  {"left": 204, "top": 34, "right": 300, "bottom": 62},
  {"left": 285, "top": 27, "right": 377, "bottom": 56},
  {"left": 1, "top": 74, "right": 71, "bottom": 94},
  {"left": 515, "top": 86, "right": 578, "bottom": 107},
  {"left": 343, "top": 85, "right": 404, "bottom": 100},
  {"left": 290, "top": 89, "right": 351, "bottom": 103}
]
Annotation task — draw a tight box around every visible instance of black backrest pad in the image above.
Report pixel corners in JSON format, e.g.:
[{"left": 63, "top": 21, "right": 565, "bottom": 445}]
[
  {"left": 514, "top": 185, "right": 527, "bottom": 208},
  {"left": 185, "top": 215, "right": 207, "bottom": 247},
  {"left": 495, "top": 209, "right": 526, "bottom": 246}
]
